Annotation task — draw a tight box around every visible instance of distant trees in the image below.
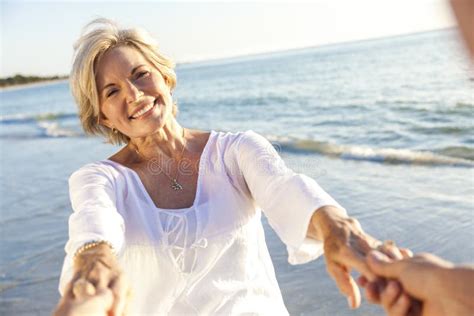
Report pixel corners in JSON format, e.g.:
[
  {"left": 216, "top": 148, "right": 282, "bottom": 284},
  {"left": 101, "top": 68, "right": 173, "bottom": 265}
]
[{"left": 0, "top": 74, "right": 68, "bottom": 88}]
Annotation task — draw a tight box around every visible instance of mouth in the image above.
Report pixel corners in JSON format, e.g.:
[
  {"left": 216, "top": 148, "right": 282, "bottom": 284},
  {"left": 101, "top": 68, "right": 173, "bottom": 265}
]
[{"left": 129, "top": 99, "right": 158, "bottom": 120}]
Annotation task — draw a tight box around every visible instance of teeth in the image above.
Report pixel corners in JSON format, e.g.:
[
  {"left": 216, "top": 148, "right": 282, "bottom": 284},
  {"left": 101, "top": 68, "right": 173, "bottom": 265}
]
[{"left": 132, "top": 103, "right": 154, "bottom": 119}]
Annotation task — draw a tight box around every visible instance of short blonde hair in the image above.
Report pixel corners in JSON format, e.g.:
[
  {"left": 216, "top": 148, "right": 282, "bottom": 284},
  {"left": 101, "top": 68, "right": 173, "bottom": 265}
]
[{"left": 70, "top": 18, "right": 178, "bottom": 145}]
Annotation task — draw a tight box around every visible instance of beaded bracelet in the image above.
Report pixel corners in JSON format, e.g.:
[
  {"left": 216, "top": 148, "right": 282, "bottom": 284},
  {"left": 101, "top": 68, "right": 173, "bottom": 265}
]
[{"left": 73, "top": 240, "right": 115, "bottom": 259}]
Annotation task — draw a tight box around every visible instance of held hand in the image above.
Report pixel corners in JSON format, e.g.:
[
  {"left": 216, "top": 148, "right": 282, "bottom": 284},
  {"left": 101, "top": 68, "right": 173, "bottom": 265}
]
[
  {"left": 72, "top": 243, "right": 131, "bottom": 316},
  {"left": 54, "top": 280, "right": 114, "bottom": 316},
  {"left": 365, "top": 279, "right": 419, "bottom": 316},
  {"left": 311, "top": 206, "right": 409, "bottom": 309},
  {"left": 361, "top": 250, "right": 474, "bottom": 316}
]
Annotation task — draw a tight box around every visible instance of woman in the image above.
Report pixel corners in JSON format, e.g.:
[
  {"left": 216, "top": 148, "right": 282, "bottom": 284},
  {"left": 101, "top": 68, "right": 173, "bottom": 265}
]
[{"left": 59, "top": 18, "right": 404, "bottom": 315}]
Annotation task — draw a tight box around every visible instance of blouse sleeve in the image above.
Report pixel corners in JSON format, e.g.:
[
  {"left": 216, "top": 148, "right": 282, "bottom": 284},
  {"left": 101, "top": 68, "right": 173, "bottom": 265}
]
[
  {"left": 58, "top": 163, "right": 125, "bottom": 295},
  {"left": 235, "top": 131, "right": 346, "bottom": 265}
]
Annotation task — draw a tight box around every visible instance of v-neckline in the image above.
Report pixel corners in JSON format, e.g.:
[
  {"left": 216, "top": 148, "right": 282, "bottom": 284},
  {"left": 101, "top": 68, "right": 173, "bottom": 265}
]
[{"left": 104, "top": 130, "right": 214, "bottom": 212}]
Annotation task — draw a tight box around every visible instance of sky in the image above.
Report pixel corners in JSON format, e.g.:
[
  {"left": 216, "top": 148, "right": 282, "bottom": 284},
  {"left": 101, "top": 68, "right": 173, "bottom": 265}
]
[{"left": 0, "top": 0, "right": 456, "bottom": 77}]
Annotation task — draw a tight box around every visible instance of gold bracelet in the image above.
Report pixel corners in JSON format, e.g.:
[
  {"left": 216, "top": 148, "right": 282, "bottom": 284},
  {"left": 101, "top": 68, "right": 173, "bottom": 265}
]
[{"left": 73, "top": 240, "right": 115, "bottom": 259}]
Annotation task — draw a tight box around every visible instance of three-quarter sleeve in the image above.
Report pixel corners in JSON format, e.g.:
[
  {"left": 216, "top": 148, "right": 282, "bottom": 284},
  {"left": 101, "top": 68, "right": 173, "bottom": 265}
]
[
  {"left": 235, "top": 131, "right": 346, "bottom": 265},
  {"left": 58, "top": 163, "right": 125, "bottom": 295}
]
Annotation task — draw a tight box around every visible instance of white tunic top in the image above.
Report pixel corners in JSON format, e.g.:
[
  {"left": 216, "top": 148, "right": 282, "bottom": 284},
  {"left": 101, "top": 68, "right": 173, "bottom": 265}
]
[{"left": 59, "top": 130, "right": 345, "bottom": 315}]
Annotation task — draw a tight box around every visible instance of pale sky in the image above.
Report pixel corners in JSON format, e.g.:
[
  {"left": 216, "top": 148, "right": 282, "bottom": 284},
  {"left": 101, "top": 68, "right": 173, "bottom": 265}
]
[{"left": 1, "top": 0, "right": 456, "bottom": 77}]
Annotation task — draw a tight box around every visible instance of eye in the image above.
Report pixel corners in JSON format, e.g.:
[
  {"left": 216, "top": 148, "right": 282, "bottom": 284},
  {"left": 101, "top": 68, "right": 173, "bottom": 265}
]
[
  {"left": 136, "top": 71, "right": 150, "bottom": 79},
  {"left": 107, "top": 89, "right": 118, "bottom": 98}
]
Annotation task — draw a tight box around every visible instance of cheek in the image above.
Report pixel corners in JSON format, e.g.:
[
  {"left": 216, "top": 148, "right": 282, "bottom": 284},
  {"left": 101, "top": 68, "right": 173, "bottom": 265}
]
[
  {"left": 101, "top": 102, "right": 127, "bottom": 121},
  {"left": 150, "top": 73, "right": 171, "bottom": 94}
]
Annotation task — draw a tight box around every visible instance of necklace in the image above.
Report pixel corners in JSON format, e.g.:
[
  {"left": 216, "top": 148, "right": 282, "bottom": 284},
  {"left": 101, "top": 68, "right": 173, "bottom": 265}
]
[{"left": 133, "top": 128, "right": 187, "bottom": 191}]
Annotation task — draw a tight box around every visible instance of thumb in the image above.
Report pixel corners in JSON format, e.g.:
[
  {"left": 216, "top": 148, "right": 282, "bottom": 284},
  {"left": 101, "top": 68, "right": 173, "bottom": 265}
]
[
  {"left": 367, "top": 250, "right": 404, "bottom": 279},
  {"left": 85, "top": 288, "right": 115, "bottom": 310}
]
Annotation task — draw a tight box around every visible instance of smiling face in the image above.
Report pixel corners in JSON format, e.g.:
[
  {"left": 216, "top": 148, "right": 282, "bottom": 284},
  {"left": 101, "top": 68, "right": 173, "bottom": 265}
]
[{"left": 95, "top": 45, "right": 174, "bottom": 139}]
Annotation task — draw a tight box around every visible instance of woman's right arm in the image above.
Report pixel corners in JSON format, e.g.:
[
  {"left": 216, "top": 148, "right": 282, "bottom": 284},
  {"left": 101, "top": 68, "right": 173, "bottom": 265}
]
[{"left": 60, "top": 164, "right": 129, "bottom": 315}]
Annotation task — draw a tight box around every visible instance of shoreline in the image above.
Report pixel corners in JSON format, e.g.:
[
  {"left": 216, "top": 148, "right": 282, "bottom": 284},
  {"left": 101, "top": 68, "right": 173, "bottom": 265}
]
[{"left": 0, "top": 78, "right": 69, "bottom": 92}]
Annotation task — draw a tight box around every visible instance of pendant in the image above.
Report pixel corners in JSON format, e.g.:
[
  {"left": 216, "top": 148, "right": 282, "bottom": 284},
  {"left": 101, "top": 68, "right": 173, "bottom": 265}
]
[{"left": 171, "top": 179, "right": 183, "bottom": 191}]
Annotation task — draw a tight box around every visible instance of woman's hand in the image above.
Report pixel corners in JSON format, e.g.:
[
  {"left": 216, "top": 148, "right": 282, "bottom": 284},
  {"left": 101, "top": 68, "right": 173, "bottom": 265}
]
[
  {"left": 54, "top": 280, "right": 114, "bottom": 316},
  {"left": 309, "top": 206, "right": 409, "bottom": 309},
  {"left": 71, "top": 243, "right": 131, "bottom": 316}
]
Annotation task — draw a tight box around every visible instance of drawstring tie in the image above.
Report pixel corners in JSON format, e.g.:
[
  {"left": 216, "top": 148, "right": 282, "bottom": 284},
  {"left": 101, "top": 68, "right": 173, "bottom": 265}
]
[{"left": 161, "top": 212, "right": 208, "bottom": 274}]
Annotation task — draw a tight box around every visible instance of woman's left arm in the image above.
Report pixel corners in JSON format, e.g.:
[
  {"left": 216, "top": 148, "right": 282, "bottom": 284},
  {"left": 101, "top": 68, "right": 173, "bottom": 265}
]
[{"left": 234, "top": 131, "right": 406, "bottom": 308}]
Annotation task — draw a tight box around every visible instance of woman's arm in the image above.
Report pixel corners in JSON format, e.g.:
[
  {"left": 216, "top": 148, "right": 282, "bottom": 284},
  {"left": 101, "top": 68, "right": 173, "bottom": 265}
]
[
  {"left": 60, "top": 164, "right": 130, "bottom": 314},
  {"left": 234, "top": 131, "right": 408, "bottom": 308}
]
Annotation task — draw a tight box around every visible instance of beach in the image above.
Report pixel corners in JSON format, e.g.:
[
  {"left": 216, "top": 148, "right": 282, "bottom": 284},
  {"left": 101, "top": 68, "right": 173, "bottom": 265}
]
[{"left": 1, "top": 29, "right": 473, "bottom": 315}]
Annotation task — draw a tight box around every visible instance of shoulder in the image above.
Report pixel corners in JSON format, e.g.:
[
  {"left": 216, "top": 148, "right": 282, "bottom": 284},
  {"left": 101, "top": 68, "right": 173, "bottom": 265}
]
[
  {"left": 210, "top": 130, "right": 279, "bottom": 166},
  {"left": 213, "top": 130, "right": 270, "bottom": 149},
  {"left": 69, "top": 160, "right": 122, "bottom": 187}
]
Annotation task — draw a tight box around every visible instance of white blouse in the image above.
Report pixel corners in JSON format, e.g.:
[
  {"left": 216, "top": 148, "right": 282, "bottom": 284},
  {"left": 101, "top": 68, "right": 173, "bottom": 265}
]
[{"left": 59, "top": 130, "right": 345, "bottom": 315}]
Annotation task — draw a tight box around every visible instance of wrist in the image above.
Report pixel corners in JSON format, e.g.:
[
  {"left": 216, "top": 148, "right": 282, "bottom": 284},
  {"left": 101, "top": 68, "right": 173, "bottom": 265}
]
[
  {"left": 311, "top": 205, "right": 350, "bottom": 241},
  {"left": 73, "top": 243, "right": 116, "bottom": 271}
]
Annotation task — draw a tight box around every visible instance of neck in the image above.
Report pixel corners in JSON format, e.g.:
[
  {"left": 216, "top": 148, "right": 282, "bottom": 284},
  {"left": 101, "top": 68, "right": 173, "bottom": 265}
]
[{"left": 127, "top": 118, "right": 186, "bottom": 160}]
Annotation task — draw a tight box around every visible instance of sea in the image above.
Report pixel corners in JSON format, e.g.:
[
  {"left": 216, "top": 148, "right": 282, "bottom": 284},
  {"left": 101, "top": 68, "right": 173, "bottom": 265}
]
[{"left": 0, "top": 28, "right": 473, "bottom": 315}]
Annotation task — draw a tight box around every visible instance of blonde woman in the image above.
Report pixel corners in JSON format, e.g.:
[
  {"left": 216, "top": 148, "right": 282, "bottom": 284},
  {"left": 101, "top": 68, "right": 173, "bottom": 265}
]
[{"left": 59, "top": 18, "right": 404, "bottom": 315}]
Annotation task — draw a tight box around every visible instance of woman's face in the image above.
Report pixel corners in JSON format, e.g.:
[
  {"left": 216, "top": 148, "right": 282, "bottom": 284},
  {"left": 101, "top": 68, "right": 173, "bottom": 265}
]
[{"left": 95, "top": 45, "right": 174, "bottom": 138}]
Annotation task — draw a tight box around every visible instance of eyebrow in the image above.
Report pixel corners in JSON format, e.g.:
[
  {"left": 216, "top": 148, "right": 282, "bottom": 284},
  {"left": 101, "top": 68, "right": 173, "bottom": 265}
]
[{"left": 100, "top": 64, "right": 147, "bottom": 94}]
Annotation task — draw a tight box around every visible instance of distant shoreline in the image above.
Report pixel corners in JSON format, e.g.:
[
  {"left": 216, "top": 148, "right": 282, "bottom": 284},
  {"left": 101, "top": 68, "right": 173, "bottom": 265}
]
[{"left": 0, "top": 78, "right": 68, "bottom": 91}]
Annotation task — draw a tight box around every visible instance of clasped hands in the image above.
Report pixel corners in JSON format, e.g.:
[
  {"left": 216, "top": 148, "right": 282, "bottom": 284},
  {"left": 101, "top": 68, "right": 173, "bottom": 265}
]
[
  {"left": 54, "top": 243, "right": 131, "bottom": 316},
  {"left": 315, "top": 206, "right": 447, "bottom": 316}
]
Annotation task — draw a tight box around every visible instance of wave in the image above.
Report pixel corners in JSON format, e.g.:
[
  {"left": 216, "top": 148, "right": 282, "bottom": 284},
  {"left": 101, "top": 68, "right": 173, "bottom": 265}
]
[
  {"left": 37, "top": 121, "right": 82, "bottom": 137},
  {"left": 0, "top": 111, "right": 82, "bottom": 138},
  {"left": 410, "top": 125, "right": 471, "bottom": 135},
  {"left": 266, "top": 135, "right": 474, "bottom": 167},
  {"left": 378, "top": 100, "right": 473, "bottom": 116},
  {"left": 0, "top": 112, "right": 77, "bottom": 124},
  {"left": 436, "top": 146, "right": 474, "bottom": 161}
]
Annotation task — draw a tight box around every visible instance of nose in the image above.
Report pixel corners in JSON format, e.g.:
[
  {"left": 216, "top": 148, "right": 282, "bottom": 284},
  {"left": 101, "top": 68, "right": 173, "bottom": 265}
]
[{"left": 124, "top": 80, "right": 144, "bottom": 104}]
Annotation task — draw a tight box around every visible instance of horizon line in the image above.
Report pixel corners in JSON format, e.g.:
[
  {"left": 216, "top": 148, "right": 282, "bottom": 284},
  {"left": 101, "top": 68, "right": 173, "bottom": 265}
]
[{"left": 2, "top": 26, "right": 456, "bottom": 78}]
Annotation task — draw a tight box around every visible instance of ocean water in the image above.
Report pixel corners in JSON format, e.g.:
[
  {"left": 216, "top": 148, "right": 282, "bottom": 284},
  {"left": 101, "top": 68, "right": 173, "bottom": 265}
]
[{"left": 1, "top": 29, "right": 473, "bottom": 315}]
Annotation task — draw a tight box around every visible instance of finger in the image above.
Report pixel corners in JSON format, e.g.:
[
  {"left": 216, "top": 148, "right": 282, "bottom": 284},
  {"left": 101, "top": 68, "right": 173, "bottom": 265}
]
[
  {"left": 62, "top": 280, "right": 76, "bottom": 300},
  {"left": 381, "top": 280, "right": 402, "bottom": 308},
  {"left": 79, "top": 287, "right": 115, "bottom": 312},
  {"left": 384, "top": 247, "right": 403, "bottom": 260},
  {"left": 86, "top": 265, "right": 110, "bottom": 290},
  {"left": 335, "top": 247, "right": 377, "bottom": 281},
  {"left": 399, "top": 248, "right": 413, "bottom": 258},
  {"left": 110, "top": 274, "right": 128, "bottom": 316},
  {"left": 365, "top": 281, "right": 380, "bottom": 304},
  {"left": 327, "top": 262, "right": 361, "bottom": 309},
  {"left": 357, "top": 276, "right": 379, "bottom": 304},
  {"left": 72, "top": 279, "right": 96, "bottom": 299},
  {"left": 389, "top": 293, "right": 411, "bottom": 316},
  {"left": 377, "top": 243, "right": 403, "bottom": 260},
  {"left": 367, "top": 250, "right": 404, "bottom": 279}
]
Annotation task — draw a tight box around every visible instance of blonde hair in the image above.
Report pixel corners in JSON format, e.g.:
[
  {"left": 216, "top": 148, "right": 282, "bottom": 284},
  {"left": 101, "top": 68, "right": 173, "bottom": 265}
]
[{"left": 70, "top": 18, "right": 178, "bottom": 145}]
